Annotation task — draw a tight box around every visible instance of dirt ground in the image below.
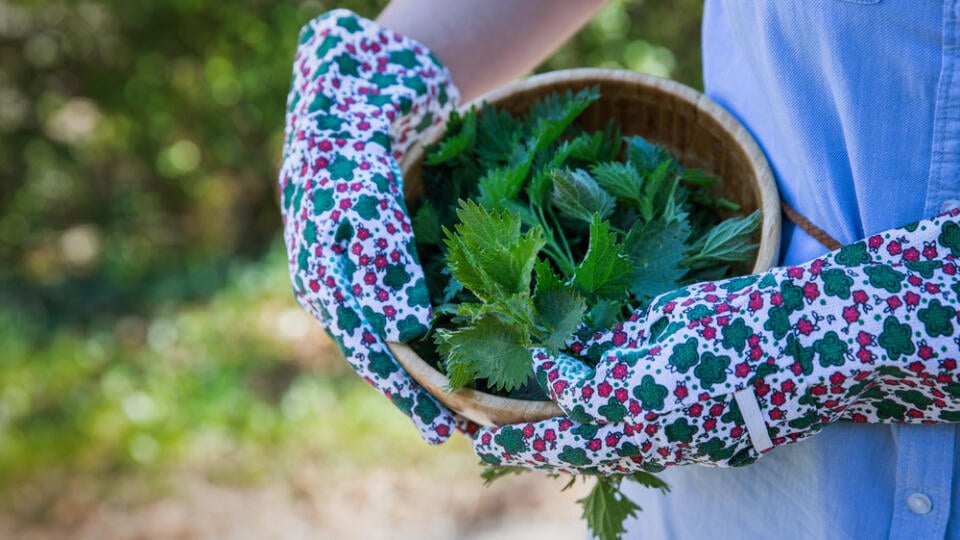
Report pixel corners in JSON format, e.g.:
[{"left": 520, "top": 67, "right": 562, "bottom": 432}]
[{"left": 0, "top": 459, "right": 591, "bottom": 540}]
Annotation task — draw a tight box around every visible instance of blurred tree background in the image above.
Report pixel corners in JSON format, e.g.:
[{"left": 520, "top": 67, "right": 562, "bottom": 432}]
[{"left": 0, "top": 0, "right": 702, "bottom": 527}]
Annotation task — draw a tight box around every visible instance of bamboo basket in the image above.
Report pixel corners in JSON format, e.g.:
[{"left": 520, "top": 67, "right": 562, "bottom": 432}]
[{"left": 387, "top": 68, "right": 780, "bottom": 427}]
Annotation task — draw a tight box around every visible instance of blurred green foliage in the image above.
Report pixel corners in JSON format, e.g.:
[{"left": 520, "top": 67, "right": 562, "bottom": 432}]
[{"left": 0, "top": 0, "right": 702, "bottom": 507}]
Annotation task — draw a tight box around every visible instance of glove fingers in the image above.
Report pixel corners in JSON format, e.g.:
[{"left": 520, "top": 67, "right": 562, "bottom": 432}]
[
  {"left": 532, "top": 348, "right": 605, "bottom": 424},
  {"left": 290, "top": 253, "right": 454, "bottom": 443},
  {"left": 534, "top": 346, "right": 659, "bottom": 427},
  {"left": 319, "top": 296, "right": 456, "bottom": 443}
]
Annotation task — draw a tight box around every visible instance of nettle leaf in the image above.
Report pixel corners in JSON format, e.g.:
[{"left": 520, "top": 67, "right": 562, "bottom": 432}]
[
  {"left": 478, "top": 166, "right": 527, "bottom": 210},
  {"left": 526, "top": 87, "right": 601, "bottom": 155},
  {"left": 526, "top": 139, "right": 582, "bottom": 207},
  {"left": 533, "top": 259, "right": 565, "bottom": 296},
  {"left": 455, "top": 292, "right": 537, "bottom": 330},
  {"left": 425, "top": 108, "right": 477, "bottom": 165},
  {"left": 441, "top": 271, "right": 463, "bottom": 303},
  {"left": 444, "top": 201, "right": 544, "bottom": 302},
  {"left": 679, "top": 167, "right": 718, "bottom": 188},
  {"left": 573, "top": 216, "right": 636, "bottom": 300},
  {"left": 624, "top": 214, "right": 691, "bottom": 301},
  {"left": 480, "top": 466, "right": 528, "bottom": 486},
  {"left": 686, "top": 185, "right": 742, "bottom": 212},
  {"left": 438, "top": 335, "right": 480, "bottom": 390},
  {"left": 535, "top": 289, "right": 586, "bottom": 353},
  {"left": 586, "top": 299, "right": 623, "bottom": 329},
  {"left": 436, "top": 315, "right": 534, "bottom": 392},
  {"left": 639, "top": 160, "right": 680, "bottom": 222},
  {"left": 541, "top": 138, "right": 579, "bottom": 171},
  {"left": 549, "top": 169, "right": 616, "bottom": 224},
  {"left": 527, "top": 169, "right": 554, "bottom": 209},
  {"left": 626, "top": 135, "right": 671, "bottom": 174},
  {"left": 626, "top": 471, "right": 670, "bottom": 493},
  {"left": 591, "top": 161, "right": 645, "bottom": 209},
  {"left": 568, "top": 121, "right": 622, "bottom": 163},
  {"left": 683, "top": 210, "right": 762, "bottom": 270},
  {"left": 412, "top": 201, "right": 442, "bottom": 245},
  {"left": 534, "top": 278, "right": 587, "bottom": 354},
  {"left": 476, "top": 105, "right": 523, "bottom": 168},
  {"left": 580, "top": 477, "right": 642, "bottom": 540}
]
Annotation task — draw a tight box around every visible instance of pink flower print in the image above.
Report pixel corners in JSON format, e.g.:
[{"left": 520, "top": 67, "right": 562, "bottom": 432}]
[
  {"left": 796, "top": 318, "right": 817, "bottom": 336},
  {"left": 803, "top": 282, "right": 820, "bottom": 302},
  {"left": 612, "top": 363, "right": 628, "bottom": 379}
]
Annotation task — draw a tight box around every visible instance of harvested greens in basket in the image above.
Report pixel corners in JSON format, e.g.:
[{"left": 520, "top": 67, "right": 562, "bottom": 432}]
[
  {"left": 410, "top": 87, "right": 760, "bottom": 399},
  {"left": 409, "top": 87, "right": 760, "bottom": 540}
]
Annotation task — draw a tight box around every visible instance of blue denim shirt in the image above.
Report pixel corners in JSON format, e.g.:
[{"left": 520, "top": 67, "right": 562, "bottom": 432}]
[{"left": 621, "top": 1, "right": 960, "bottom": 538}]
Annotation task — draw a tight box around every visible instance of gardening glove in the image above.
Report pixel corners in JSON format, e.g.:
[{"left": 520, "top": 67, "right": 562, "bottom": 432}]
[
  {"left": 472, "top": 209, "right": 960, "bottom": 474},
  {"left": 279, "top": 9, "right": 461, "bottom": 443}
]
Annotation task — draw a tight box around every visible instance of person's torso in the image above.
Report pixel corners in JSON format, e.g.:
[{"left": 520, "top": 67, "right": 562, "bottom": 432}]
[{"left": 620, "top": 2, "right": 960, "bottom": 538}]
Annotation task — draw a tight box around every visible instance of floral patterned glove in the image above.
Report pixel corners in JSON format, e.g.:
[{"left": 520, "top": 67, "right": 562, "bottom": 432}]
[
  {"left": 473, "top": 210, "right": 960, "bottom": 474},
  {"left": 279, "top": 10, "right": 460, "bottom": 443}
]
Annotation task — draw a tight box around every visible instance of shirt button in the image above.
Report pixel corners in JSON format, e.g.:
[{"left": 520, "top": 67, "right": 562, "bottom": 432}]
[{"left": 907, "top": 493, "right": 933, "bottom": 515}]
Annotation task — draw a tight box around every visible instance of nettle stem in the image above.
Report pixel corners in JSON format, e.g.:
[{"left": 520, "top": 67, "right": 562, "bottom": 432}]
[
  {"left": 535, "top": 203, "right": 577, "bottom": 278},
  {"left": 546, "top": 204, "right": 577, "bottom": 275}
]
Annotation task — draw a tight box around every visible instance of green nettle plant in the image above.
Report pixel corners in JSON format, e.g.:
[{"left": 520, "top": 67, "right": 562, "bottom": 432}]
[{"left": 409, "top": 88, "right": 761, "bottom": 540}]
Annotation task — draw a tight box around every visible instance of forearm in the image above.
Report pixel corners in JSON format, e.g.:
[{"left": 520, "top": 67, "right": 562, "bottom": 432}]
[
  {"left": 376, "top": 0, "right": 608, "bottom": 103},
  {"left": 280, "top": 10, "right": 464, "bottom": 443},
  {"left": 474, "top": 210, "right": 960, "bottom": 473}
]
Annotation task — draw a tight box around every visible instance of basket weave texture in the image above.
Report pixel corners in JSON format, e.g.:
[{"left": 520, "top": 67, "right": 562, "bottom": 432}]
[{"left": 387, "top": 68, "right": 780, "bottom": 427}]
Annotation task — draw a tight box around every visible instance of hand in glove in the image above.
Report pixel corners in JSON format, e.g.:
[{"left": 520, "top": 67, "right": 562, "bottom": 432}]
[
  {"left": 279, "top": 10, "right": 460, "bottom": 443},
  {"left": 473, "top": 210, "right": 960, "bottom": 473}
]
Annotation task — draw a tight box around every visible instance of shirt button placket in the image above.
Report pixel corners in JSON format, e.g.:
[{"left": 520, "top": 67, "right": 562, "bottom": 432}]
[
  {"left": 925, "top": 0, "right": 960, "bottom": 215},
  {"left": 888, "top": 425, "right": 954, "bottom": 539}
]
